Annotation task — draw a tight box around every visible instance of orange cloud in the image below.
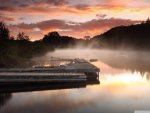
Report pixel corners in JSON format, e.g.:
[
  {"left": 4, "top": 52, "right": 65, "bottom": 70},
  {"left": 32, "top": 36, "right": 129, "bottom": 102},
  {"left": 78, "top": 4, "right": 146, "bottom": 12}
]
[
  {"left": 0, "top": 0, "right": 149, "bottom": 27},
  {"left": 0, "top": 14, "right": 19, "bottom": 24},
  {"left": 0, "top": 0, "right": 149, "bottom": 16},
  {"left": 1, "top": 0, "right": 148, "bottom": 40},
  {"left": 9, "top": 18, "right": 141, "bottom": 40}
]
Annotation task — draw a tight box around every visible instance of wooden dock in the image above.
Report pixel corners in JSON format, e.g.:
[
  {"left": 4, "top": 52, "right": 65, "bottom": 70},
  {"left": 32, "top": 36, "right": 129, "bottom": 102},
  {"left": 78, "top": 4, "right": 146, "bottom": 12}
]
[{"left": 0, "top": 59, "right": 100, "bottom": 84}]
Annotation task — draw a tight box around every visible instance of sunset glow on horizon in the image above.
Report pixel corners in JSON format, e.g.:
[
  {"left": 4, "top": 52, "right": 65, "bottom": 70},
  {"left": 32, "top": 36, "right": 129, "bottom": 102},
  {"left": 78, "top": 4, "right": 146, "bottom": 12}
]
[{"left": 0, "top": 0, "right": 150, "bottom": 40}]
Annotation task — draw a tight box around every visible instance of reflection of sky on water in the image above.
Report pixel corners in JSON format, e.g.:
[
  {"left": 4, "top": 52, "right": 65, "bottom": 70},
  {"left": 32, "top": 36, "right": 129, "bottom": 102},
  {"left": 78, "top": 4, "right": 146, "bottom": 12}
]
[{"left": 1, "top": 49, "right": 150, "bottom": 113}]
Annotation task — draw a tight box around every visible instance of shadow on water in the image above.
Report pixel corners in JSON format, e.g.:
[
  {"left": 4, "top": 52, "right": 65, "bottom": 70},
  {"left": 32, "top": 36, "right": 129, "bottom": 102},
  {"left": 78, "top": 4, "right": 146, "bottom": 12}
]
[
  {"left": 0, "top": 93, "right": 12, "bottom": 109},
  {"left": 0, "top": 80, "right": 100, "bottom": 93},
  {"left": 0, "top": 78, "right": 99, "bottom": 110}
]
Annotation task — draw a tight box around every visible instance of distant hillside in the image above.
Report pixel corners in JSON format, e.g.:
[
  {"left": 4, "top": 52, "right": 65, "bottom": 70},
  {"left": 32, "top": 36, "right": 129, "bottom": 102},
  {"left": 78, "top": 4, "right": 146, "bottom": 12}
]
[
  {"left": 92, "top": 19, "right": 150, "bottom": 50},
  {"left": 0, "top": 20, "right": 150, "bottom": 67},
  {"left": 42, "top": 31, "right": 85, "bottom": 48}
]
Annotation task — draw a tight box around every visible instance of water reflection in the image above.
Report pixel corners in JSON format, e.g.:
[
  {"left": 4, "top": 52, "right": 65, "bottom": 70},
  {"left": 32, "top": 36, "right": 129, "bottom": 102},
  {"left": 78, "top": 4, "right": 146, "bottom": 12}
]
[
  {"left": 0, "top": 80, "right": 100, "bottom": 93},
  {"left": 0, "top": 93, "right": 12, "bottom": 109},
  {"left": 1, "top": 49, "right": 150, "bottom": 113},
  {"left": 97, "top": 50, "right": 150, "bottom": 72},
  {"left": 95, "top": 50, "right": 150, "bottom": 82}
]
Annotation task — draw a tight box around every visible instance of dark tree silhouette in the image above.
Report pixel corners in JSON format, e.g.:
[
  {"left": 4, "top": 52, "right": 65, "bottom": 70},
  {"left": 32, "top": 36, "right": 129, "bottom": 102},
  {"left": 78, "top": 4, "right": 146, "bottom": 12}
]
[
  {"left": 43, "top": 31, "right": 60, "bottom": 43},
  {"left": 145, "top": 18, "right": 150, "bottom": 24},
  {"left": 16, "top": 32, "right": 30, "bottom": 41},
  {"left": 42, "top": 31, "right": 80, "bottom": 48},
  {"left": 91, "top": 19, "right": 150, "bottom": 49},
  {"left": 9, "top": 36, "right": 15, "bottom": 40},
  {"left": 0, "top": 21, "right": 9, "bottom": 40},
  {"left": 0, "top": 19, "right": 150, "bottom": 67}
]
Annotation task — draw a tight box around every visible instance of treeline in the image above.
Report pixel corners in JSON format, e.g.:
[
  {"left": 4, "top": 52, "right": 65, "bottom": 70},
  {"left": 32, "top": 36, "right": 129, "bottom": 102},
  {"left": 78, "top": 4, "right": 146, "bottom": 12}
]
[
  {"left": 0, "top": 22, "right": 51, "bottom": 67},
  {"left": 91, "top": 18, "right": 150, "bottom": 49},
  {"left": 0, "top": 19, "right": 150, "bottom": 67},
  {"left": 42, "top": 31, "right": 86, "bottom": 48},
  {"left": 0, "top": 22, "right": 85, "bottom": 67}
]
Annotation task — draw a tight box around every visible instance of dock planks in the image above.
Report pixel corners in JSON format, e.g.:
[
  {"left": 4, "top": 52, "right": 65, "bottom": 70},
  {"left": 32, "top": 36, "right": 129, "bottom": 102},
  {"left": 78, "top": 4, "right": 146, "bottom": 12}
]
[{"left": 0, "top": 59, "right": 100, "bottom": 84}]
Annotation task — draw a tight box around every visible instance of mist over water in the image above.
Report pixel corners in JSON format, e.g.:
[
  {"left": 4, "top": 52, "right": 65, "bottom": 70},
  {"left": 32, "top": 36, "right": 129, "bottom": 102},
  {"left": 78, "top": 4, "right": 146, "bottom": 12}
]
[
  {"left": 34, "top": 48, "right": 150, "bottom": 60},
  {"left": 33, "top": 49, "right": 150, "bottom": 72},
  {"left": 1, "top": 49, "right": 150, "bottom": 113}
]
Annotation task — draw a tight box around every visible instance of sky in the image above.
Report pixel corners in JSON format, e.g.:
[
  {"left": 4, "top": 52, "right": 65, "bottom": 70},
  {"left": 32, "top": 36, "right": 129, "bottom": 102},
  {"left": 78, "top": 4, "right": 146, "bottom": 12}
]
[{"left": 0, "top": 0, "right": 150, "bottom": 40}]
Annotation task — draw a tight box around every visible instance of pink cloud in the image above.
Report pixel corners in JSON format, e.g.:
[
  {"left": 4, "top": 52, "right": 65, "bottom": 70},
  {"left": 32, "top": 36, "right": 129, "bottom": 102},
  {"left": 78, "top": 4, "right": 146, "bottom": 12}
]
[{"left": 9, "top": 18, "right": 141, "bottom": 40}]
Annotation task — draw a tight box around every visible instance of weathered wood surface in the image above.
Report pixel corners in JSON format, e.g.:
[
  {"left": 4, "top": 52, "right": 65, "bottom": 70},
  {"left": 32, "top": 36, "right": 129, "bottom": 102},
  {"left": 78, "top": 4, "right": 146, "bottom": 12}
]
[{"left": 0, "top": 59, "right": 100, "bottom": 84}]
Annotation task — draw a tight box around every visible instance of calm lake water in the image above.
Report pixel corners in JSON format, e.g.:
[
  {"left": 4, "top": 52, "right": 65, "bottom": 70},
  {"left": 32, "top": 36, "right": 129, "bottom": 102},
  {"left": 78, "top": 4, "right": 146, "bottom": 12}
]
[{"left": 1, "top": 49, "right": 150, "bottom": 113}]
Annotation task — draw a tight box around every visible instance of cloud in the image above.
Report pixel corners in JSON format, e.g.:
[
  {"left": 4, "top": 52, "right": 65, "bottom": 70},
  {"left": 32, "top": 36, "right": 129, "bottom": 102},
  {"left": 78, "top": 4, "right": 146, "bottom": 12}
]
[
  {"left": 0, "top": 0, "right": 68, "bottom": 7},
  {"left": 0, "top": 0, "right": 149, "bottom": 15},
  {"left": 9, "top": 18, "right": 141, "bottom": 40},
  {"left": 11, "top": 19, "right": 69, "bottom": 31},
  {"left": 74, "top": 4, "right": 90, "bottom": 10},
  {"left": 96, "top": 14, "right": 107, "bottom": 19},
  {"left": 1, "top": 0, "right": 147, "bottom": 40},
  {"left": 0, "top": 15, "right": 17, "bottom": 23},
  {"left": 0, "top": 0, "right": 149, "bottom": 26},
  {"left": 97, "top": 0, "right": 150, "bottom": 7},
  {"left": 0, "top": 0, "right": 69, "bottom": 15}
]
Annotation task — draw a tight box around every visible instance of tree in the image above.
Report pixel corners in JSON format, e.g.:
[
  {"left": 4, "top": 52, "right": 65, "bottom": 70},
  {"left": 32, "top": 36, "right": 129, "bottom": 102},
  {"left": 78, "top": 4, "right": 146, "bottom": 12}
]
[
  {"left": 47, "top": 31, "right": 60, "bottom": 38},
  {"left": 0, "top": 21, "right": 9, "bottom": 40},
  {"left": 9, "top": 36, "right": 15, "bottom": 40},
  {"left": 43, "top": 31, "right": 60, "bottom": 43},
  {"left": 84, "top": 36, "right": 90, "bottom": 40},
  {"left": 16, "top": 32, "right": 30, "bottom": 41},
  {"left": 145, "top": 18, "right": 150, "bottom": 24}
]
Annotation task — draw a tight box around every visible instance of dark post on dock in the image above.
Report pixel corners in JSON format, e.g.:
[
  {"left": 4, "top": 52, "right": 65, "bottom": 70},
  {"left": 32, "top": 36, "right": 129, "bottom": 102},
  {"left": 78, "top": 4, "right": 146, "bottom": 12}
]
[{"left": 0, "top": 59, "right": 100, "bottom": 85}]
